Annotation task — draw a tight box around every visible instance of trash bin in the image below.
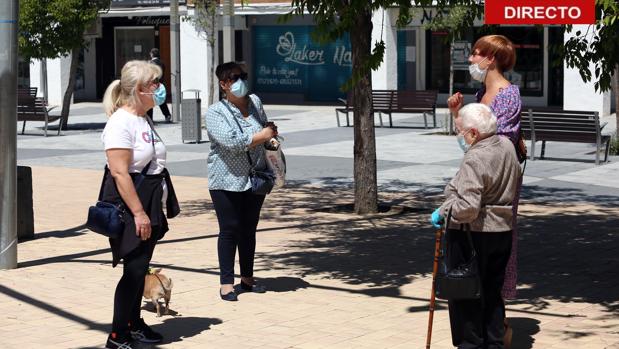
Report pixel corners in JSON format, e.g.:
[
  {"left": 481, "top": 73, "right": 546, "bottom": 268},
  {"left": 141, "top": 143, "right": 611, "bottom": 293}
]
[
  {"left": 181, "top": 89, "right": 202, "bottom": 143},
  {"left": 17, "top": 166, "right": 34, "bottom": 241}
]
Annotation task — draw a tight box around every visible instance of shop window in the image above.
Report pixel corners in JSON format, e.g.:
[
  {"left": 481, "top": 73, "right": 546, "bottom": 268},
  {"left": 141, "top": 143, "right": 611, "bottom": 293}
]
[{"left": 426, "top": 27, "right": 544, "bottom": 97}]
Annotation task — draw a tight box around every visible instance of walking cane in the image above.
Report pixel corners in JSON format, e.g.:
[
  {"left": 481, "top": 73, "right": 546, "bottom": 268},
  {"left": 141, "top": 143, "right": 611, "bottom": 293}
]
[{"left": 426, "top": 227, "right": 444, "bottom": 349}]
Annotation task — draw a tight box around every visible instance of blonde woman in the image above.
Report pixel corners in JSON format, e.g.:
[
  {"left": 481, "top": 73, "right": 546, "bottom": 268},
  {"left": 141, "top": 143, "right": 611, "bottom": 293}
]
[{"left": 100, "top": 60, "right": 180, "bottom": 349}]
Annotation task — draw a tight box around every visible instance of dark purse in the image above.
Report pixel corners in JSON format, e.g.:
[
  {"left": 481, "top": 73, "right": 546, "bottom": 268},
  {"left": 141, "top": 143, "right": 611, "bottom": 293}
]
[
  {"left": 223, "top": 100, "right": 275, "bottom": 195},
  {"left": 515, "top": 130, "right": 527, "bottom": 164},
  {"left": 86, "top": 200, "right": 126, "bottom": 239},
  {"left": 250, "top": 168, "right": 276, "bottom": 195},
  {"left": 435, "top": 210, "right": 481, "bottom": 300}
]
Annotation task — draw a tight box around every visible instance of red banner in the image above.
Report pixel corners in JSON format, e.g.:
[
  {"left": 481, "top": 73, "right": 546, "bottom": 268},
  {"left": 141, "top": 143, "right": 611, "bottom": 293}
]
[{"left": 485, "top": 0, "right": 596, "bottom": 25}]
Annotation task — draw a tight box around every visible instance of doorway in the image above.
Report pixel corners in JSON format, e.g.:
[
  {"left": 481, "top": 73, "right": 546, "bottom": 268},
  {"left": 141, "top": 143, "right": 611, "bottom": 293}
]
[{"left": 114, "top": 27, "right": 155, "bottom": 76}]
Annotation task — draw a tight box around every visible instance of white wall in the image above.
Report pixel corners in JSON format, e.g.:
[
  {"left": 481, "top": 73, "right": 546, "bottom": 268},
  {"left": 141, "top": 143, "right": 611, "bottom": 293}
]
[
  {"left": 563, "top": 25, "right": 611, "bottom": 116},
  {"left": 371, "top": 8, "right": 397, "bottom": 90},
  {"left": 29, "top": 60, "right": 41, "bottom": 97},
  {"left": 180, "top": 17, "right": 211, "bottom": 110}
]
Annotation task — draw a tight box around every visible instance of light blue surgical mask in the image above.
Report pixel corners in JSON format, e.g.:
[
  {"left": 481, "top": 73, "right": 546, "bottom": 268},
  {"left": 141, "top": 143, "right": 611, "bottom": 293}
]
[
  {"left": 230, "top": 79, "right": 248, "bottom": 98},
  {"left": 456, "top": 130, "right": 472, "bottom": 153},
  {"left": 152, "top": 84, "right": 167, "bottom": 106}
]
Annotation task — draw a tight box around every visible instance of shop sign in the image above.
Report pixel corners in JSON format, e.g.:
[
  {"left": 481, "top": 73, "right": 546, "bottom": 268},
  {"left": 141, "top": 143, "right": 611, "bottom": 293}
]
[
  {"left": 485, "top": 0, "right": 595, "bottom": 25},
  {"left": 253, "top": 26, "right": 352, "bottom": 101},
  {"left": 111, "top": 0, "right": 186, "bottom": 8}
]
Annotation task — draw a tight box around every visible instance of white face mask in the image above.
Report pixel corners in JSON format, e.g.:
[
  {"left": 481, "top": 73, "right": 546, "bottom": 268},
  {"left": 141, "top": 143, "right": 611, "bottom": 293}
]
[{"left": 469, "top": 57, "right": 488, "bottom": 82}]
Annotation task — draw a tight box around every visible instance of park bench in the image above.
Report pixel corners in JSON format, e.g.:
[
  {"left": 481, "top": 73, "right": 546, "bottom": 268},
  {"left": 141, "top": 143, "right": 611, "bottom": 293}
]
[
  {"left": 18, "top": 87, "right": 38, "bottom": 98},
  {"left": 521, "top": 108, "right": 610, "bottom": 165},
  {"left": 17, "top": 94, "right": 61, "bottom": 137},
  {"left": 335, "top": 89, "right": 438, "bottom": 128}
]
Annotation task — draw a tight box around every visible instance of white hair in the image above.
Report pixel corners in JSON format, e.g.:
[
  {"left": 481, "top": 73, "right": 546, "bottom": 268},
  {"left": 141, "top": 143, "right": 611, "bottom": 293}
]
[{"left": 459, "top": 103, "right": 497, "bottom": 136}]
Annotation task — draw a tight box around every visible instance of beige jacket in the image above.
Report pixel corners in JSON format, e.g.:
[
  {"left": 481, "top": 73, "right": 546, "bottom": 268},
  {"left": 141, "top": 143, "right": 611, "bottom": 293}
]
[{"left": 440, "top": 135, "right": 520, "bottom": 232}]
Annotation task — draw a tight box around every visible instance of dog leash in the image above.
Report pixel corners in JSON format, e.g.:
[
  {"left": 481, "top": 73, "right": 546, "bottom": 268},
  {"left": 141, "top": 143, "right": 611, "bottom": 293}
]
[{"left": 152, "top": 273, "right": 169, "bottom": 291}]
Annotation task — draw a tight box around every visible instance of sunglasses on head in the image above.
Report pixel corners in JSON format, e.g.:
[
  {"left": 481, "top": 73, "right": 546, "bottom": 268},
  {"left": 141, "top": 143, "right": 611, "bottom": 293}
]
[{"left": 228, "top": 72, "right": 248, "bottom": 82}]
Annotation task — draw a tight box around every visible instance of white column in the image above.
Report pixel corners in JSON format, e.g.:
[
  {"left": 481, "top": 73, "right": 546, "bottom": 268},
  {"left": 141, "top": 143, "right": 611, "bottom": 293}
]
[
  {"left": 371, "top": 8, "right": 397, "bottom": 90},
  {"left": 180, "top": 18, "right": 209, "bottom": 106},
  {"left": 563, "top": 25, "right": 611, "bottom": 116}
]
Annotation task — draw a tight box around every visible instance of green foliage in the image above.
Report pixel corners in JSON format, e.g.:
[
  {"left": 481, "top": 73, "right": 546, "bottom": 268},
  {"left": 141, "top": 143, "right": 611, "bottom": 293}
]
[
  {"left": 19, "top": 0, "right": 109, "bottom": 60},
  {"left": 184, "top": 0, "right": 218, "bottom": 44},
  {"left": 610, "top": 136, "right": 619, "bottom": 156},
  {"left": 562, "top": 0, "right": 619, "bottom": 92}
]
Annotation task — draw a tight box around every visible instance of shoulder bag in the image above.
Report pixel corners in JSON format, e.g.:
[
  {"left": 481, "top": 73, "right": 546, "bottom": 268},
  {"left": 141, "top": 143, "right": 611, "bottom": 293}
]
[
  {"left": 222, "top": 100, "right": 275, "bottom": 195},
  {"left": 435, "top": 209, "right": 481, "bottom": 300}
]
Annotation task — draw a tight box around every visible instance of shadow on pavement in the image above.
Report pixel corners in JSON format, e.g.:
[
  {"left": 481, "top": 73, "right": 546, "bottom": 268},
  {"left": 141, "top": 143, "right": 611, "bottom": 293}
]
[
  {"left": 509, "top": 317, "right": 541, "bottom": 349},
  {"left": 257, "top": 276, "right": 310, "bottom": 292},
  {"left": 153, "top": 316, "right": 222, "bottom": 346}
]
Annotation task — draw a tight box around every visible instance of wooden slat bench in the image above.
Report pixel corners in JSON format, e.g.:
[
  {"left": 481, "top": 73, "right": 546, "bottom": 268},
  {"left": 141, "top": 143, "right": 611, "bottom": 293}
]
[
  {"left": 335, "top": 91, "right": 391, "bottom": 127},
  {"left": 335, "top": 89, "right": 438, "bottom": 128},
  {"left": 521, "top": 108, "right": 610, "bottom": 165},
  {"left": 17, "top": 94, "right": 61, "bottom": 137},
  {"left": 389, "top": 90, "right": 437, "bottom": 128}
]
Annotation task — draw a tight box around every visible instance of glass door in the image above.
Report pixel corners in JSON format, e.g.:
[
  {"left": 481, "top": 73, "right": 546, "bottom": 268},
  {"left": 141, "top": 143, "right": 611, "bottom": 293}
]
[{"left": 114, "top": 27, "right": 155, "bottom": 76}]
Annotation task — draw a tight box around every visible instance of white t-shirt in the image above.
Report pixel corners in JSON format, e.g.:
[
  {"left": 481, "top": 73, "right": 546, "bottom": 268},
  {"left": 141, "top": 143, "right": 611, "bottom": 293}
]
[{"left": 101, "top": 108, "right": 167, "bottom": 175}]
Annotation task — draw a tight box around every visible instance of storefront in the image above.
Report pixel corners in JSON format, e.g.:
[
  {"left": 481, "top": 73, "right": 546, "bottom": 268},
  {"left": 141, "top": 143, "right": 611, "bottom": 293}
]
[
  {"left": 28, "top": 3, "right": 610, "bottom": 115},
  {"left": 95, "top": 15, "right": 174, "bottom": 100}
]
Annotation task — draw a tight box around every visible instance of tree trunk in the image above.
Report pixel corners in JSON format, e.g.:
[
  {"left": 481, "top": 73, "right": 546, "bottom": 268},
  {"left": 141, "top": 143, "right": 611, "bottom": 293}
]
[
  {"left": 208, "top": 5, "right": 216, "bottom": 105},
  {"left": 60, "top": 46, "right": 80, "bottom": 130},
  {"left": 351, "top": 10, "right": 378, "bottom": 214}
]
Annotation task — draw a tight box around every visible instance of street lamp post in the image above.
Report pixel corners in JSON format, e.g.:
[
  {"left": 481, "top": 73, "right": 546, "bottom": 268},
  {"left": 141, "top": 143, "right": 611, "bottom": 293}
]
[{"left": 0, "top": 0, "right": 19, "bottom": 269}]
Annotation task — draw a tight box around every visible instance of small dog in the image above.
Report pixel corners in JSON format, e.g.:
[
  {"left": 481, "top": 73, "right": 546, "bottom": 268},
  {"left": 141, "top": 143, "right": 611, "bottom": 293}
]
[{"left": 143, "top": 268, "right": 173, "bottom": 317}]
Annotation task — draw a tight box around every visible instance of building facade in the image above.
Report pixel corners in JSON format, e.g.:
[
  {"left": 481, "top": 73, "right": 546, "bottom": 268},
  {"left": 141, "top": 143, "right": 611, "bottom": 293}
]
[{"left": 27, "top": 2, "right": 614, "bottom": 116}]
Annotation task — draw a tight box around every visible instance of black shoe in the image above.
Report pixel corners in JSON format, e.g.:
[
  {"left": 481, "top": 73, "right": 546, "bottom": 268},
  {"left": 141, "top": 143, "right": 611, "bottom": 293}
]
[
  {"left": 220, "top": 289, "right": 238, "bottom": 301},
  {"left": 106, "top": 333, "right": 135, "bottom": 349},
  {"left": 165, "top": 115, "right": 172, "bottom": 123},
  {"left": 129, "top": 317, "right": 163, "bottom": 343},
  {"left": 240, "top": 280, "right": 266, "bottom": 293}
]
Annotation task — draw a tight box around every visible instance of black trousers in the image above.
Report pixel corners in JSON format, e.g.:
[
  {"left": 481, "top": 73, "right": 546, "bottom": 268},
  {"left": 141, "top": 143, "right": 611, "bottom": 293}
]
[
  {"left": 146, "top": 103, "right": 171, "bottom": 120},
  {"left": 447, "top": 230, "right": 512, "bottom": 349},
  {"left": 210, "top": 189, "right": 265, "bottom": 285},
  {"left": 112, "top": 235, "right": 157, "bottom": 334}
]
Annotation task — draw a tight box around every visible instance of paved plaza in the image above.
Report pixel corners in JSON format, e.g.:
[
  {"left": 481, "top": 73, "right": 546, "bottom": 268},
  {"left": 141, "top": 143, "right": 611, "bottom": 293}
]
[{"left": 1, "top": 103, "right": 619, "bottom": 348}]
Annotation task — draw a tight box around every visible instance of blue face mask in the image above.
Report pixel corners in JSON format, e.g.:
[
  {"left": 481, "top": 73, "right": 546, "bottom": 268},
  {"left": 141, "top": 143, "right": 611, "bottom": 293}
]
[
  {"left": 152, "top": 84, "right": 167, "bottom": 106},
  {"left": 456, "top": 130, "right": 472, "bottom": 153},
  {"left": 230, "top": 79, "right": 248, "bottom": 98}
]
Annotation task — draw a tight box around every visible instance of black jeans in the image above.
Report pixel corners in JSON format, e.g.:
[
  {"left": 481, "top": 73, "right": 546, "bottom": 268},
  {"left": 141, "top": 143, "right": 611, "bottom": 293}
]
[
  {"left": 112, "top": 236, "right": 157, "bottom": 334},
  {"left": 146, "top": 103, "right": 171, "bottom": 120},
  {"left": 210, "top": 189, "right": 265, "bottom": 285},
  {"left": 447, "top": 230, "right": 512, "bottom": 349}
]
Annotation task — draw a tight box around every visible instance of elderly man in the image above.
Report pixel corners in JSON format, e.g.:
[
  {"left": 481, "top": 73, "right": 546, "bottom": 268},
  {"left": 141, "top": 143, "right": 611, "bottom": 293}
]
[{"left": 431, "top": 103, "right": 520, "bottom": 349}]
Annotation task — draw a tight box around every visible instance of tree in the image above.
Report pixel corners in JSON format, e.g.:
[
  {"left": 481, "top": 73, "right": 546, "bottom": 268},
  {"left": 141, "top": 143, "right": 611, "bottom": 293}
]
[
  {"left": 185, "top": 0, "right": 218, "bottom": 105},
  {"left": 286, "top": 1, "right": 422, "bottom": 214},
  {"left": 19, "top": 0, "right": 110, "bottom": 129},
  {"left": 562, "top": 0, "right": 619, "bottom": 138}
]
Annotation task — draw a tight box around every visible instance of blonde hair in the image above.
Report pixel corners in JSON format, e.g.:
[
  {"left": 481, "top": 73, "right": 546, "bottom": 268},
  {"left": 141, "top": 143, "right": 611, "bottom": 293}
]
[
  {"left": 459, "top": 103, "right": 497, "bottom": 136},
  {"left": 472, "top": 35, "right": 516, "bottom": 72},
  {"left": 102, "top": 60, "right": 162, "bottom": 116}
]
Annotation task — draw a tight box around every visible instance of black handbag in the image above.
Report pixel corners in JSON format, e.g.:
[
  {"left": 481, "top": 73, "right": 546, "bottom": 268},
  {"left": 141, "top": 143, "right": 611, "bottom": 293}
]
[
  {"left": 250, "top": 168, "right": 276, "bottom": 195},
  {"left": 435, "top": 210, "right": 481, "bottom": 300},
  {"left": 223, "top": 100, "right": 275, "bottom": 195}
]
